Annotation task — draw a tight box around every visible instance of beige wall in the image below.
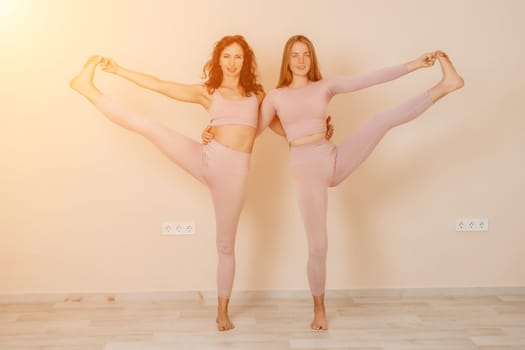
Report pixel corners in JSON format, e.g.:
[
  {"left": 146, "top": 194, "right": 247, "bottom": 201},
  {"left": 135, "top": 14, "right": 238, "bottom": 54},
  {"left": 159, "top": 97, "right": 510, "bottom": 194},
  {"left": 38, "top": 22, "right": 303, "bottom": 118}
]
[{"left": 1, "top": 0, "right": 524, "bottom": 295}]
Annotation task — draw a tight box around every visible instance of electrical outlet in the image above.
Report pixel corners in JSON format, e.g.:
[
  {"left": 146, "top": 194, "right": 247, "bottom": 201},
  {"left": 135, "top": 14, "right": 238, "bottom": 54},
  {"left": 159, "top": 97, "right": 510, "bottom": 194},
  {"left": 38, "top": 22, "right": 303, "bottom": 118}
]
[
  {"left": 162, "top": 222, "right": 196, "bottom": 235},
  {"left": 456, "top": 218, "right": 489, "bottom": 232}
]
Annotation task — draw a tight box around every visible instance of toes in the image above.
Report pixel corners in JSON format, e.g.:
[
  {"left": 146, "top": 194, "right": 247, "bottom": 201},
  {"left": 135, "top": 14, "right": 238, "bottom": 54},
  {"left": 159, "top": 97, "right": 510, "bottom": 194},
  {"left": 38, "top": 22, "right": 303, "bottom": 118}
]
[
  {"left": 217, "top": 320, "right": 234, "bottom": 331},
  {"left": 437, "top": 50, "right": 449, "bottom": 59},
  {"left": 311, "top": 322, "right": 324, "bottom": 331}
]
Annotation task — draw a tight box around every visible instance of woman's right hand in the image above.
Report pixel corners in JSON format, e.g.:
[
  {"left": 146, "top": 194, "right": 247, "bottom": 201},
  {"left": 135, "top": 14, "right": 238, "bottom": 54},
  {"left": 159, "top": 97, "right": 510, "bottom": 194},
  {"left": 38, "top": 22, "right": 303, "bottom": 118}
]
[
  {"left": 415, "top": 52, "right": 436, "bottom": 69},
  {"left": 406, "top": 52, "right": 436, "bottom": 72},
  {"left": 325, "top": 115, "right": 334, "bottom": 140},
  {"left": 100, "top": 57, "right": 118, "bottom": 73},
  {"left": 201, "top": 125, "right": 214, "bottom": 145}
]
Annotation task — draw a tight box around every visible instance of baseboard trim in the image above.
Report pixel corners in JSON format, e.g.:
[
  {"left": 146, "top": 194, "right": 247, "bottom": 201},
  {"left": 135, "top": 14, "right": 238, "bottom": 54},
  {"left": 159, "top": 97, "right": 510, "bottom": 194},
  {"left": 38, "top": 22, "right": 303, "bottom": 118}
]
[{"left": 1, "top": 287, "right": 524, "bottom": 304}]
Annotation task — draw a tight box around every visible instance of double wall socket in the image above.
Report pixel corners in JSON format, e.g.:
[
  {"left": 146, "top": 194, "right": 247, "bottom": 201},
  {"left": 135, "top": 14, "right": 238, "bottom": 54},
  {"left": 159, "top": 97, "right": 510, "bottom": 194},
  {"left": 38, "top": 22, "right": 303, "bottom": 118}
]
[
  {"left": 162, "top": 222, "right": 195, "bottom": 235},
  {"left": 456, "top": 218, "right": 489, "bottom": 232}
]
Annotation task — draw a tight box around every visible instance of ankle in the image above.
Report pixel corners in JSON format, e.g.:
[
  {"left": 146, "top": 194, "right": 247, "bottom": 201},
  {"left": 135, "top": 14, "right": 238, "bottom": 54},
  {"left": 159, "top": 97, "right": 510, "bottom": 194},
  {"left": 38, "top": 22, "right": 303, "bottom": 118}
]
[{"left": 218, "top": 297, "right": 230, "bottom": 310}]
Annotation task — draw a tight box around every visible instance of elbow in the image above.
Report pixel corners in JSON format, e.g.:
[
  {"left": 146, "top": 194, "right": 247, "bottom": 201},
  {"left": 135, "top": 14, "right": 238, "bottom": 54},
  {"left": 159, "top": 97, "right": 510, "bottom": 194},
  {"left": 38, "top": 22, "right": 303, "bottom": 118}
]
[{"left": 153, "top": 80, "right": 167, "bottom": 94}]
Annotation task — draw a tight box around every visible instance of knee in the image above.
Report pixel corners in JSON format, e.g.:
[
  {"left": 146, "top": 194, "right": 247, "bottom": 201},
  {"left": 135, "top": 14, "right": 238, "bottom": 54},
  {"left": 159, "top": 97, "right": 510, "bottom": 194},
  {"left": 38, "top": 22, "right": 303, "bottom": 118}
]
[
  {"left": 216, "top": 239, "right": 235, "bottom": 256},
  {"left": 308, "top": 241, "right": 328, "bottom": 260}
]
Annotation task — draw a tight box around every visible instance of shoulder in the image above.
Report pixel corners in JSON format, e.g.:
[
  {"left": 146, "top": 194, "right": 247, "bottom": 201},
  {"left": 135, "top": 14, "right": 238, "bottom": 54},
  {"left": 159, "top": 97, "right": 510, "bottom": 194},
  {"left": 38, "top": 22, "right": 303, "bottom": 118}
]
[
  {"left": 312, "top": 78, "right": 330, "bottom": 86},
  {"left": 260, "top": 89, "right": 282, "bottom": 110},
  {"left": 312, "top": 78, "right": 335, "bottom": 94},
  {"left": 266, "top": 88, "right": 281, "bottom": 98},
  {"left": 263, "top": 88, "right": 280, "bottom": 102}
]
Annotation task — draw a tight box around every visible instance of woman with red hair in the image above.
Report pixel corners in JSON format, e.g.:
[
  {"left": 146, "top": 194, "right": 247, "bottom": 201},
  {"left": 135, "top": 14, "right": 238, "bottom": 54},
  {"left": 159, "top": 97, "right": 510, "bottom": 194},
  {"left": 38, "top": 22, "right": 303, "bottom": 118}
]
[{"left": 71, "top": 35, "right": 270, "bottom": 331}]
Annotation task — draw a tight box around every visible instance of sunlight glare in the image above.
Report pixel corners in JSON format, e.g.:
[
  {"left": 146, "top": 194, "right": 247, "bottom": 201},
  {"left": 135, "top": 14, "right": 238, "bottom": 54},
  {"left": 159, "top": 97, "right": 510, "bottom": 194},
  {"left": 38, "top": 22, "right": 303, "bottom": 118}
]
[{"left": 0, "top": 0, "right": 18, "bottom": 31}]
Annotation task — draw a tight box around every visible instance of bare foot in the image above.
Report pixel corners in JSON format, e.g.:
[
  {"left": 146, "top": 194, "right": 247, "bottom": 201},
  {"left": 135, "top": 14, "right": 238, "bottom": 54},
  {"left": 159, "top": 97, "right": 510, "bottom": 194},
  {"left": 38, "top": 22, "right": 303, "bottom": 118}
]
[
  {"left": 216, "top": 314, "right": 235, "bottom": 331},
  {"left": 436, "top": 50, "right": 464, "bottom": 93},
  {"left": 311, "top": 294, "right": 328, "bottom": 331},
  {"left": 217, "top": 297, "right": 235, "bottom": 331},
  {"left": 70, "top": 55, "right": 102, "bottom": 102}
]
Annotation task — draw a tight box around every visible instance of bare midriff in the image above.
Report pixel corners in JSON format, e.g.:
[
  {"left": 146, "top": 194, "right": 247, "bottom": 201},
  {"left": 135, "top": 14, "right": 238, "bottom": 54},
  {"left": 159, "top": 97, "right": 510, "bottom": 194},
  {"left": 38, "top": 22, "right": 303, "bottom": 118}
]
[
  {"left": 289, "top": 132, "right": 326, "bottom": 147},
  {"left": 210, "top": 125, "right": 257, "bottom": 153}
]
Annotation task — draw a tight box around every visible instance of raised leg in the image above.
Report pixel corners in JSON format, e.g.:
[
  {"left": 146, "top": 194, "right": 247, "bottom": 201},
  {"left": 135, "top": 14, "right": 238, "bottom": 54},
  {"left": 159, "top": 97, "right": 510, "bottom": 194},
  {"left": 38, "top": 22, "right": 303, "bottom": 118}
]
[
  {"left": 70, "top": 56, "right": 207, "bottom": 184},
  {"left": 331, "top": 92, "right": 433, "bottom": 186}
]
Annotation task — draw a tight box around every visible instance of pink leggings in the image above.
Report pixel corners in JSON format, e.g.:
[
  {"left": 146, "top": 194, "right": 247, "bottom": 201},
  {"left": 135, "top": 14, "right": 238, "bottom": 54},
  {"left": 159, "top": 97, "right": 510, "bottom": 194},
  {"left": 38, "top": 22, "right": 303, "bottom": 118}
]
[
  {"left": 289, "top": 92, "right": 433, "bottom": 296},
  {"left": 94, "top": 95, "right": 250, "bottom": 298}
]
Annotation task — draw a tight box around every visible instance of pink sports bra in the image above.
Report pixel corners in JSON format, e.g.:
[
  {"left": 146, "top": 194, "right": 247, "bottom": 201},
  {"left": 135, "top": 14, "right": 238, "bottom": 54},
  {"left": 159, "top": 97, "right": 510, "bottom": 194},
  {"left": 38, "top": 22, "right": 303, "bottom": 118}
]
[{"left": 209, "top": 90, "right": 259, "bottom": 128}]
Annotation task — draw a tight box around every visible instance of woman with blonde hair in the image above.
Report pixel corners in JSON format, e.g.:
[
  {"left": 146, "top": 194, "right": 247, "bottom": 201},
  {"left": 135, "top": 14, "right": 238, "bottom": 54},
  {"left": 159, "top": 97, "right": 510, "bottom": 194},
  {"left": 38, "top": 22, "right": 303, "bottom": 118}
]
[
  {"left": 71, "top": 35, "right": 270, "bottom": 331},
  {"left": 257, "top": 34, "right": 464, "bottom": 330}
]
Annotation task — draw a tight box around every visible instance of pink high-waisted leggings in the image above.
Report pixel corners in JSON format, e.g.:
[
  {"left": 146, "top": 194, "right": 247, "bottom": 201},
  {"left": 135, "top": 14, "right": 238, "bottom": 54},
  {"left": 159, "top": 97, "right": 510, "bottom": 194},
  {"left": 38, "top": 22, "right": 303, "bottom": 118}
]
[
  {"left": 94, "top": 95, "right": 249, "bottom": 298},
  {"left": 289, "top": 92, "right": 433, "bottom": 296}
]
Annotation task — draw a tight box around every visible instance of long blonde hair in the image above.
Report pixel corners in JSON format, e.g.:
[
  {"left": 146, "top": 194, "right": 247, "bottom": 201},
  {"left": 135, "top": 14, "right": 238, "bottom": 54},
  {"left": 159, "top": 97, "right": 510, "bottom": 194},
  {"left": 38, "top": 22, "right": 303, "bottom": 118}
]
[{"left": 277, "top": 35, "right": 322, "bottom": 88}]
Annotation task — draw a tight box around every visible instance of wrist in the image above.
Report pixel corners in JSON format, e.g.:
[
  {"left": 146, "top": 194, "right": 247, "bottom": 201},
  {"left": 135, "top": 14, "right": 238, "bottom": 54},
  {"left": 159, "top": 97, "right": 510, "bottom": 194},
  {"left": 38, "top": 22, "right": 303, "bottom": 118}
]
[
  {"left": 405, "top": 59, "right": 419, "bottom": 73},
  {"left": 112, "top": 65, "right": 124, "bottom": 75}
]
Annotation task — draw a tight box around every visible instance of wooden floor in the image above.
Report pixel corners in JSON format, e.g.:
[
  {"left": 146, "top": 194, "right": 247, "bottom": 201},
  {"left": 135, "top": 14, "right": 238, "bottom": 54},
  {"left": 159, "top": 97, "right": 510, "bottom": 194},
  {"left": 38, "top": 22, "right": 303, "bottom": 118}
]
[{"left": 1, "top": 293, "right": 524, "bottom": 350}]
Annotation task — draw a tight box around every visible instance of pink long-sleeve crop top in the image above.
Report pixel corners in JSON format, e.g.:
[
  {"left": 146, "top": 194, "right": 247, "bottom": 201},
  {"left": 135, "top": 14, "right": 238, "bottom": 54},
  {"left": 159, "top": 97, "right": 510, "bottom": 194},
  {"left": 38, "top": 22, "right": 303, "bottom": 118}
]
[
  {"left": 257, "top": 64, "right": 409, "bottom": 141},
  {"left": 209, "top": 90, "right": 259, "bottom": 128}
]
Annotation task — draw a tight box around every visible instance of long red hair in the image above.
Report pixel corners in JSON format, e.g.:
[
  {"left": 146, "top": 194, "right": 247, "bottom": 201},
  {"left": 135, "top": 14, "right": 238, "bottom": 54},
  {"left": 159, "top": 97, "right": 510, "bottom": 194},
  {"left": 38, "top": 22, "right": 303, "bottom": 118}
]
[
  {"left": 277, "top": 35, "right": 322, "bottom": 88},
  {"left": 203, "top": 35, "right": 263, "bottom": 97}
]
